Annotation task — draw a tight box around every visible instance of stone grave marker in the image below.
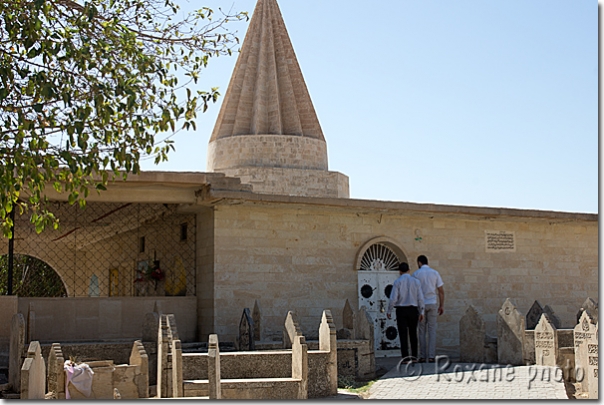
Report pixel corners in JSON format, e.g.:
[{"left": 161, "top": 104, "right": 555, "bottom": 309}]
[
  {"left": 208, "top": 334, "right": 221, "bottom": 400},
  {"left": 9, "top": 313, "right": 25, "bottom": 393},
  {"left": 525, "top": 300, "right": 544, "bottom": 330},
  {"left": 574, "top": 310, "right": 596, "bottom": 394},
  {"left": 497, "top": 298, "right": 525, "bottom": 366},
  {"left": 283, "top": 311, "right": 303, "bottom": 349},
  {"left": 343, "top": 299, "right": 354, "bottom": 331},
  {"left": 460, "top": 305, "right": 486, "bottom": 363},
  {"left": 252, "top": 300, "right": 261, "bottom": 342},
  {"left": 576, "top": 298, "right": 598, "bottom": 325},
  {"left": 543, "top": 305, "right": 561, "bottom": 329},
  {"left": 20, "top": 341, "right": 45, "bottom": 400},
  {"left": 534, "top": 314, "right": 557, "bottom": 366},
  {"left": 239, "top": 308, "right": 255, "bottom": 351},
  {"left": 587, "top": 323, "right": 598, "bottom": 399}
]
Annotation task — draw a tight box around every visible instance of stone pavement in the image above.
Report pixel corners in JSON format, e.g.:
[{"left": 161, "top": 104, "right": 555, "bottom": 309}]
[{"left": 368, "top": 357, "right": 569, "bottom": 400}]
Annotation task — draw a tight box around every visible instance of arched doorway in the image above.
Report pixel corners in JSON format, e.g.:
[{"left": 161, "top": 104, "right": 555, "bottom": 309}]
[
  {"left": 356, "top": 237, "right": 408, "bottom": 357},
  {"left": 0, "top": 254, "right": 67, "bottom": 297}
]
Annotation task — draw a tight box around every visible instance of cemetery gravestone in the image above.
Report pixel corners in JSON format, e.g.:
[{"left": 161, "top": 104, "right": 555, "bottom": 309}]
[
  {"left": 543, "top": 305, "right": 561, "bottom": 329},
  {"left": 283, "top": 311, "right": 303, "bottom": 349},
  {"left": 574, "top": 310, "right": 596, "bottom": 394},
  {"left": 239, "top": 308, "right": 255, "bottom": 351},
  {"left": 534, "top": 314, "right": 557, "bottom": 367},
  {"left": 460, "top": 305, "right": 486, "bottom": 363},
  {"left": 525, "top": 300, "right": 544, "bottom": 330},
  {"left": 576, "top": 298, "right": 598, "bottom": 325},
  {"left": 497, "top": 298, "right": 525, "bottom": 366},
  {"left": 252, "top": 300, "right": 261, "bottom": 342},
  {"left": 587, "top": 323, "right": 598, "bottom": 399}
]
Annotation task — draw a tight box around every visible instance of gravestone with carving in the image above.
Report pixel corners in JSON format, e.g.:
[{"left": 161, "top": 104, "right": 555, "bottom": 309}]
[
  {"left": 497, "top": 298, "right": 525, "bottom": 366},
  {"left": 574, "top": 310, "right": 596, "bottom": 394},
  {"left": 239, "top": 308, "right": 255, "bottom": 351},
  {"left": 534, "top": 314, "right": 557, "bottom": 366},
  {"left": 543, "top": 305, "right": 561, "bottom": 329},
  {"left": 586, "top": 323, "right": 598, "bottom": 399},
  {"left": 460, "top": 305, "right": 486, "bottom": 363}
]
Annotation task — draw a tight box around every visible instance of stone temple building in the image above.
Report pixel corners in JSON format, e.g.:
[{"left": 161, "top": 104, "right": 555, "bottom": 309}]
[{"left": 0, "top": 0, "right": 597, "bottom": 362}]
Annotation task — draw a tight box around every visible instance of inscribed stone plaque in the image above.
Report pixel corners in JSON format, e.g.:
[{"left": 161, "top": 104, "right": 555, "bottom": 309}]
[
  {"left": 574, "top": 310, "right": 596, "bottom": 394},
  {"left": 497, "top": 298, "right": 525, "bottom": 366},
  {"left": 525, "top": 300, "right": 544, "bottom": 330},
  {"left": 460, "top": 305, "right": 485, "bottom": 363},
  {"left": 534, "top": 314, "right": 557, "bottom": 366},
  {"left": 337, "top": 349, "right": 357, "bottom": 378},
  {"left": 485, "top": 231, "right": 516, "bottom": 253}
]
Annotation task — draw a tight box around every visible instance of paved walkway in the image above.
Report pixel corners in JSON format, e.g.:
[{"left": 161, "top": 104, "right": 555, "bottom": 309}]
[{"left": 368, "top": 358, "right": 569, "bottom": 400}]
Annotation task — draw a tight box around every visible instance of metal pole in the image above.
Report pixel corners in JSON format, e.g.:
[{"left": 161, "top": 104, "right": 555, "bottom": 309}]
[{"left": 7, "top": 208, "right": 14, "bottom": 295}]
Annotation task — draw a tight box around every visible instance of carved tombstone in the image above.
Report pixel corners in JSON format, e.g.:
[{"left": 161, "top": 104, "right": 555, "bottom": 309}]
[
  {"left": 9, "top": 313, "right": 25, "bottom": 393},
  {"left": 574, "top": 310, "right": 596, "bottom": 394},
  {"left": 283, "top": 311, "right": 303, "bottom": 349},
  {"left": 525, "top": 300, "right": 544, "bottom": 330},
  {"left": 252, "top": 300, "right": 261, "bottom": 342},
  {"left": 47, "top": 343, "right": 66, "bottom": 399},
  {"left": 497, "top": 298, "right": 525, "bottom": 366},
  {"left": 238, "top": 308, "right": 255, "bottom": 351},
  {"left": 460, "top": 305, "right": 486, "bottom": 363},
  {"left": 576, "top": 298, "right": 598, "bottom": 325},
  {"left": 20, "top": 341, "right": 46, "bottom": 400},
  {"left": 534, "top": 314, "right": 557, "bottom": 366},
  {"left": 319, "top": 310, "right": 337, "bottom": 396},
  {"left": 543, "top": 305, "right": 561, "bottom": 329},
  {"left": 587, "top": 323, "right": 598, "bottom": 399}
]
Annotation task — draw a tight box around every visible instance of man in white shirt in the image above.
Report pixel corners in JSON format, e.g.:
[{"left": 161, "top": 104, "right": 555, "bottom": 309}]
[
  {"left": 387, "top": 262, "right": 424, "bottom": 361},
  {"left": 412, "top": 255, "right": 445, "bottom": 362}
]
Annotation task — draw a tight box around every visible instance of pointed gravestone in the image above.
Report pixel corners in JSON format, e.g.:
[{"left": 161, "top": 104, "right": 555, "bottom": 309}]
[
  {"left": 535, "top": 314, "right": 557, "bottom": 366},
  {"left": 497, "top": 298, "right": 525, "bottom": 366},
  {"left": 576, "top": 298, "right": 598, "bottom": 325},
  {"left": 525, "top": 300, "right": 544, "bottom": 330},
  {"left": 460, "top": 305, "right": 486, "bottom": 363},
  {"left": 238, "top": 308, "right": 255, "bottom": 351},
  {"left": 283, "top": 311, "right": 303, "bottom": 349},
  {"left": 575, "top": 311, "right": 596, "bottom": 395},
  {"left": 343, "top": 299, "right": 354, "bottom": 331},
  {"left": 543, "top": 305, "right": 561, "bottom": 329},
  {"left": 252, "top": 300, "right": 261, "bottom": 342},
  {"left": 587, "top": 323, "right": 598, "bottom": 399}
]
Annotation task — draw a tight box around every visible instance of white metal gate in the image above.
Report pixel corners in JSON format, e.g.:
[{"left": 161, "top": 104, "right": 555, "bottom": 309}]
[{"left": 357, "top": 243, "right": 402, "bottom": 357}]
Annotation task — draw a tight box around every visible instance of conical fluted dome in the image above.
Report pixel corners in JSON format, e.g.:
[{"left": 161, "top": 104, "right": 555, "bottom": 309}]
[{"left": 210, "top": 0, "right": 324, "bottom": 141}]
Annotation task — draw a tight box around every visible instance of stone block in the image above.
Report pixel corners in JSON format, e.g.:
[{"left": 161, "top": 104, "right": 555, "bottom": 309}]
[
  {"left": 535, "top": 314, "right": 557, "bottom": 366},
  {"left": 208, "top": 334, "right": 221, "bottom": 400}
]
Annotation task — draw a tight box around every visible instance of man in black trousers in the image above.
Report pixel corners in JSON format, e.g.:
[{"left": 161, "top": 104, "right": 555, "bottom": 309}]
[{"left": 387, "top": 262, "right": 425, "bottom": 361}]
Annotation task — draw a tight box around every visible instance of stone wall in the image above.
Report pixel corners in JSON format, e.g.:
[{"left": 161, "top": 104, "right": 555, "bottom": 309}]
[
  {"left": 0, "top": 296, "right": 18, "bottom": 369},
  {"left": 18, "top": 297, "right": 196, "bottom": 342},
  {"left": 209, "top": 201, "right": 597, "bottom": 355}
]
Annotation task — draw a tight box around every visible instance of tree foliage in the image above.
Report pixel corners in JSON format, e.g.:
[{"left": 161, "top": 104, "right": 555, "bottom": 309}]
[
  {"left": 0, "top": 0, "right": 247, "bottom": 237},
  {"left": 0, "top": 254, "right": 67, "bottom": 297}
]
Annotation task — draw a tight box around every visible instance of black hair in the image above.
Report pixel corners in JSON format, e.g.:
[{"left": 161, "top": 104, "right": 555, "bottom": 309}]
[
  {"left": 417, "top": 255, "right": 428, "bottom": 266},
  {"left": 398, "top": 262, "right": 410, "bottom": 272}
]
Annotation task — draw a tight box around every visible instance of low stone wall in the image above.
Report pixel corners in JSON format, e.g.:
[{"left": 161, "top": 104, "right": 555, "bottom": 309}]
[
  {"left": 18, "top": 297, "right": 196, "bottom": 343},
  {"left": 0, "top": 296, "right": 18, "bottom": 370}
]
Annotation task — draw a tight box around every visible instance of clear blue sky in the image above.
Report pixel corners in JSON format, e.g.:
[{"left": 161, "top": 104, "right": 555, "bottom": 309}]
[{"left": 140, "top": 0, "right": 598, "bottom": 214}]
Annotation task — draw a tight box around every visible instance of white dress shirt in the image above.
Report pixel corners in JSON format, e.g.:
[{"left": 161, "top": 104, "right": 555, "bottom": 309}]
[
  {"left": 412, "top": 265, "right": 444, "bottom": 305},
  {"left": 387, "top": 273, "right": 425, "bottom": 316}
]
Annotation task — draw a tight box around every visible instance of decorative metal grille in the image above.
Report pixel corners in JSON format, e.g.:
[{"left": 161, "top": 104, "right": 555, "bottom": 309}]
[
  {"left": 0, "top": 202, "right": 196, "bottom": 297},
  {"left": 359, "top": 243, "right": 400, "bottom": 271}
]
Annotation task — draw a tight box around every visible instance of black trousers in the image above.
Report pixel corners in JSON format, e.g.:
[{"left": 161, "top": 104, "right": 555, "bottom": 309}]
[{"left": 395, "top": 306, "right": 420, "bottom": 359}]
